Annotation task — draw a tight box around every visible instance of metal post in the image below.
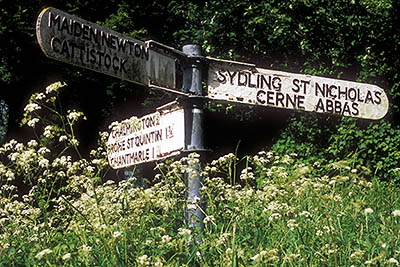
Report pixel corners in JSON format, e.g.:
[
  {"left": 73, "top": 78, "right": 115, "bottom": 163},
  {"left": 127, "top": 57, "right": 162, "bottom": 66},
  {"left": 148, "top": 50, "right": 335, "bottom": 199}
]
[{"left": 182, "top": 44, "right": 205, "bottom": 236}]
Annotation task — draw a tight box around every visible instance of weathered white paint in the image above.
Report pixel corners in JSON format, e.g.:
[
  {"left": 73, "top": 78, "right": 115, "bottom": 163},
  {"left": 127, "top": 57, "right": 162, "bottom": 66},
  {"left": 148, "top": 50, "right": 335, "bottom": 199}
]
[
  {"left": 207, "top": 60, "right": 389, "bottom": 120},
  {"left": 36, "top": 7, "right": 176, "bottom": 89},
  {"left": 107, "top": 102, "right": 185, "bottom": 168}
]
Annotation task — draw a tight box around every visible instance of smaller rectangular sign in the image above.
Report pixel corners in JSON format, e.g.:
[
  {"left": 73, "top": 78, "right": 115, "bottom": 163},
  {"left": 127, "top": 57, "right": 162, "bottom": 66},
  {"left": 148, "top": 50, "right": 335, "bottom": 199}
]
[{"left": 107, "top": 101, "right": 185, "bottom": 169}]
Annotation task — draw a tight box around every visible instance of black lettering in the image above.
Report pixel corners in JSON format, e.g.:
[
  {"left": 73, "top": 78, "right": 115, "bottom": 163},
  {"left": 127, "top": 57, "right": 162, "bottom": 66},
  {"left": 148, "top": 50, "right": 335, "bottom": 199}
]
[
  {"left": 89, "top": 48, "right": 97, "bottom": 64},
  {"left": 286, "top": 93, "right": 296, "bottom": 108},
  {"left": 357, "top": 88, "right": 365, "bottom": 102},
  {"left": 276, "top": 92, "right": 285, "bottom": 106},
  {"left": 238, "top": 72, "right": 247, "bottom": 86},
  {"left": 374, "top": 91, "right": 382, "bottom": 105},
  {"left": 248, "top": 73, "right": 257, "bottom": 88},
  {"left": 48, "top": 12, "right": 60, "bottom": 29},
  {"left": 256, "top": 90, "right": 266, "bottom": 104},
  {"left": 315, "top": 98, "right": 325, "bottom": 112},
  {"left": 110, "top": 35, "right": 117, "bottom": 50},
  {"left": 260, "top": 75, "right": 271, "bottom": 90},
  {"left": 156, "top": 129, "right": 162, "bottom": 142},
  {"left": 326, "top": 99, "right": 334, "bottom": 113},
  {"left": 90, "top": 27, "right": 98, "bottom": 43},
  {"left": 272, "top": 77, "right": 281, "bottom": 91},
  {"left": 365, "top": 90, "right": 374, "bottom": 104},
  {"left": 101, "top": 32, "right": 110, "bottom": 47},
  {"left": 120, "top": 58, "right": 127, "bottom": 73},
  {"left": 297, "top": 95, "right": 305, "bottom": 109},
  {"left": 227, "top": 71, "right": 237, "bottom": 85},
  {"left": 104, "top": 54, "right": 111, "bottom": 68},
  {"left": 300, "top": 80, "right": 310, "bottom": 94},
  {"left": 71, "top": 42, "right": 85, "bottom": 61},
  {"left": 338, "top": 86, "right": 348, "bottom": 100},
  {"left": 292, "top": 79, "right": 309, "bottom": 94},
  {"left": 267, "top": 91, "right": 274, "bottom": 105},
  {"left": 61, "top": 40, "right": 70, "bottom": 57},
  {"left": 134, "top": 44, "right": 142, "bottom": 57},
  {"left": 127, "top": 41, "right": 135, "bottom": 55},
  {"left": 96, "top": 50, "right": 104, "bottom": 66},
  {"left": 334, "top": 100, "right": 342, "bottom": 114},
  {"left": 60, "top": 17, "right": 70, "bottom": 34},
  {"left": 348, "top": 88, "right": 357, "bottom": 101},
  {"left": 329, "top": 85, "right": 337, "bottom": 99},
  {"left": 111, "top": 56, "right": 119, "bottom": 70},
  {"left": 292, "top": 79, "right": 301, "bottom": 93},
  {"left": 342, "top": 102, "right": 351, "bottom": 115},
  {"left": 217, "top": 70, "right": 227, "bottom": 84},
  {"left": 73, "top": 21, "right": 82, "bottom": 37},
  {"left": 315, "top": 82, "right": 325, "bottom": 97},
  {"left": 117, "top": 38, "right": 127, "bottom": 52},
  {"left": 82, "top": 24, "right": 90, "bottom": 40},
  {"left": 50, "top": 37, "right": 61, "bottom": 53},
  {"left": 352, "top": 102, "right": 360, "bottom": 116}
]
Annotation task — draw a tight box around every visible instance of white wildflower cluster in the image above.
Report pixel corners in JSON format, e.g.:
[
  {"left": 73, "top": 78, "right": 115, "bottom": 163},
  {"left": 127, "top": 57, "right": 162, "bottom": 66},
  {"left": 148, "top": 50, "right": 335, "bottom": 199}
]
[
  {"left": 35, "top": 248, "right": 52, "bottom": 260},
  {"left": 239, "top": 167, "right": 255, "bottom": 181},
  {"left": 43, "top": 125, "right": 55, "bottom": 138},
  {"left": 364, "top": 208, "right": 374, "bottom": 215},
  {"left": 24, "top": 103, "right": 41, "bottom": 113},
  {"left": 251, "top": 248, "right": 279, "bottom": 263},
  {"left": 207, "top": 153, "right": 237, "bottom": 174},
  {"left": 67, "top": 110, "right": 82, "bottom": 121},
  {"left": 27, "top": 118, "right": 39, "bottom": 128},
  {"left": 45, "top": 81, "right": 66, "bottom": 94},
  {"left": 251, "top": 151, "right": 273, "bottom": 166},
  {"left": 137, "top": 254, "right": 150, "bottom": 266}
]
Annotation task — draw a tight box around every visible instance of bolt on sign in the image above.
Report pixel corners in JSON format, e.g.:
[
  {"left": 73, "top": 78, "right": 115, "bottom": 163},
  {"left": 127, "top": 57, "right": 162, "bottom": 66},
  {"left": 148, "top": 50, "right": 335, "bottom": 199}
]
[
  {"left": 36, "top": 7, "right": 177, "bottom": 90},
  {"left": 107, "top": 101, "right": 185, "bottom": 169},
  {"left": 207, "top": 59, "right": 389, "bottom": 120}
]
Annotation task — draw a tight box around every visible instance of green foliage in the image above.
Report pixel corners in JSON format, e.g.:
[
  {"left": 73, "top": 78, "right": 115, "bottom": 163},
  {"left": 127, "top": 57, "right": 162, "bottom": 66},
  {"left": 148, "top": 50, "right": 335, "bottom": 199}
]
[
  {"left": 1, "top": 85, "right": 399, "bottom": 265},
  {"left": 273, "top": 114, "right": 400, "bottom": 182},
  {"left": 272, "top": 114, "right": 337, "bottom": 163},
  {"left": 0, "top": 99, "right": 7, "bottom": 143},
  {"left": 327, "top": 119, "right": 400, "bottom": 182}
]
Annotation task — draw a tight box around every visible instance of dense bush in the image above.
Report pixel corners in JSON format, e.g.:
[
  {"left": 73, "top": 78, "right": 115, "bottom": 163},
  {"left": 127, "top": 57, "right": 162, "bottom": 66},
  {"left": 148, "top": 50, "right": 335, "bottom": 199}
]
[{"left": 272, "top": 115, "right": 400, "bottom": 182}]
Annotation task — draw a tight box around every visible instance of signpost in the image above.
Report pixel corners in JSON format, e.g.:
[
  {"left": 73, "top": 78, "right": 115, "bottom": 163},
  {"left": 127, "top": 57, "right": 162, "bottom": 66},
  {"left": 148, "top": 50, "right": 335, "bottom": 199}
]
[
  {"left": 207, "top": 59, "right": 389, "bottom": 120},
  {"left": 36, "top": 7, "right": 391, "bottom": 244},
  {"left": 107, "top": 101, "right": 185, "bottom": 169}
]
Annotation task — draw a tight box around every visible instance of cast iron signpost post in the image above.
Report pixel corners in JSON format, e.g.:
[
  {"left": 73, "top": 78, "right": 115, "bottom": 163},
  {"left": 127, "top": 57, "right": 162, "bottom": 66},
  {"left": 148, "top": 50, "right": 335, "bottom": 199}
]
[
  {"left": 36, "top": 7, "right": 389, "bottom": 243},
  {"left": 182, "top": 45, "right": 206, "bottom": 235}
]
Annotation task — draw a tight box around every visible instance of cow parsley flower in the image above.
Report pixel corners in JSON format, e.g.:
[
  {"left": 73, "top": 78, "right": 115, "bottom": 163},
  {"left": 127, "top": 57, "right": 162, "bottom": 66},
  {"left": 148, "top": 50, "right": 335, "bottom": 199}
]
[
  {"left": 67, "top": 111, "right": 83, "bottom": 121},
  {"left": 392, "top": 210, "right": 400, "bottom": 217},
  {"left": 113, "top": 231, "right": 122, "bottom": 239},
  {"left": 24, "top": 103, "right": 41, "bottom": 113},
  {"left": 27, "top": 118, "right": 39, "bottom": 128},
  {"left": 364, "top": 208, "right": 374, "bottom": 215},
  {"left": 35, "top": 248, "right": 52, "bottom": 260},
  {"left": 46, "top": 81, "right": 65, "bottom": 94},
  {"left": 62, "top": 253, "right": 71, "bottom": 261}
]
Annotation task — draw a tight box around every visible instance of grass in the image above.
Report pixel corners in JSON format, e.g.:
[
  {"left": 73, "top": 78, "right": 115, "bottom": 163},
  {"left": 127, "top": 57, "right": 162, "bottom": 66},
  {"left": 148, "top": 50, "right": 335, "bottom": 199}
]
[{"left": 1, "top": 148, "right": 400, "bottom": 266}]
